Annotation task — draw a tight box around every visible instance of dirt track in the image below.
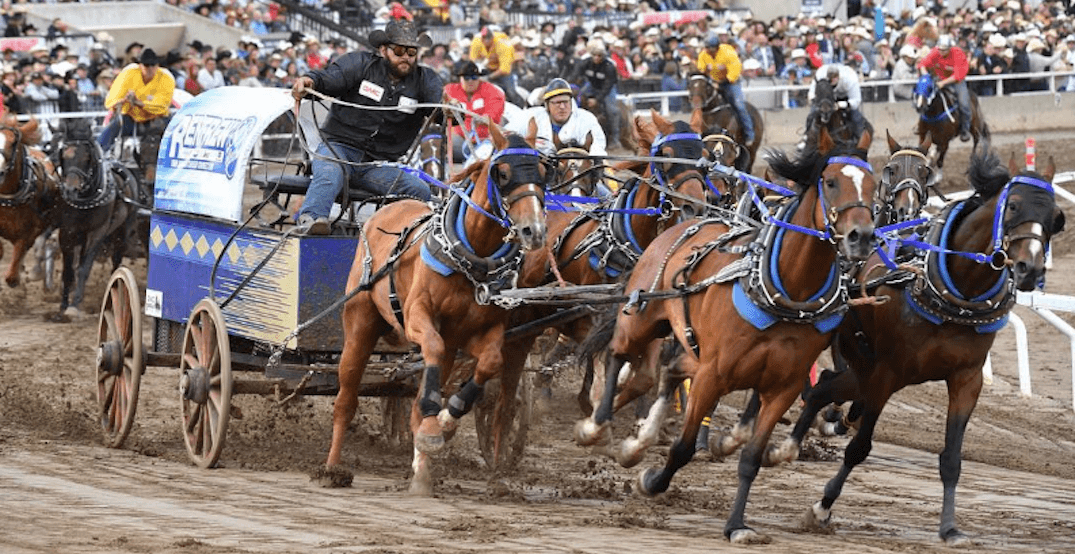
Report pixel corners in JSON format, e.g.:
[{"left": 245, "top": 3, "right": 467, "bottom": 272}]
[{"left": 2, "top": 134, "right": 1075, "bottom": 553}]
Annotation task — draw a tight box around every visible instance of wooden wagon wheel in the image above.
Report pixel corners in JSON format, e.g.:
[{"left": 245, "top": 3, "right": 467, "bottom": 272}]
[
  {"left": 178, "top": 299, "right": 232, "bottom": 469},
  {"left": 95, "top": 267, "right": 144, "bottom": 448},
  {"left": 475, "top": 372, "right": 533, "bottom": 471}
]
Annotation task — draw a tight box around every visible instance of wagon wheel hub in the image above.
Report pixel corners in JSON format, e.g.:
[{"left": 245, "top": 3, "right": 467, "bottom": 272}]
[
  {"left": 96, "top": 340, "right": 124, "bottom": 376},
  {"left": 180, "top": 366, "right": 210, "bottom": 405}
]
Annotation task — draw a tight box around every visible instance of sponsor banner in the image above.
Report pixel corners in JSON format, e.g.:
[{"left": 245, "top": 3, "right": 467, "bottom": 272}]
[
  {"left": 638, "top": 11, "right": 712, "bottom": 27},
  {"left": 154, "top": 86, "right": 293, "bottom": 222}
]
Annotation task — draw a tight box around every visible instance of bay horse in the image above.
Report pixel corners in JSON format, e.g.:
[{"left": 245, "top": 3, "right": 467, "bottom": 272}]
[
  {"left": 535, "top": 110, "right": 715, "bottom": 416},
  {"left": 551, "top": 132, "right": 601, "bottom": 198},
  {"left": 0, "top": 116, "right": 58, "bottom": 288},
  {"left": 54, "top": 119, "right": 142, "bottom": 315},
  {"left": 803, "top": 77, "right": 873, "bottom": 152},
  {"left": 577, "top": 127, "right": 878, "bottom": 544},
  {"left": 687, "top": 72, "right": 763, "bottom": 174},
  {"left": 415, "top": 123, "right": 447, "bottom": 188},
  {"left": 912, "top": 73, "right": 989, "bottom": 176},
  {"left": 320, "top": 124, "right": 549, "bottom": 495},
  {"left": 769, "top": 145, "right": 1064, "bottom": 545}
]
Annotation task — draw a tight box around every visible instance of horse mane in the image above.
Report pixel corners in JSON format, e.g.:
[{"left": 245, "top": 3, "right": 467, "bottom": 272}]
[
  {"left": 764, "top": 141, "right": 869, "bottom": 195},
  {"left": 966, "top": 144, "right": 1009, "bottom": 200}
]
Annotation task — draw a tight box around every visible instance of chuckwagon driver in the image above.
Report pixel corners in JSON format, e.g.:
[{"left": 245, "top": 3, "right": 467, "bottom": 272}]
[{"left": 291, "top": 21, "right": 444, "bottom": 235}]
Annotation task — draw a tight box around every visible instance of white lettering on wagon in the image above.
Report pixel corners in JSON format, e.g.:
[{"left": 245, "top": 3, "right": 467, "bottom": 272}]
[{"left": 163, "top": 114, "right": 258, "bottom": 179}]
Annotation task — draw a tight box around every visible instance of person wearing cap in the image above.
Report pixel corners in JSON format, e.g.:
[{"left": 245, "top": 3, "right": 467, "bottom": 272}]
[
  {"left": 972, "top": 35, "right": 1008, "bottom": 97},
  {"left": 1008, "top": 33, "right": 1031, "bottom": 93},
  {"left": 779, "top": 48, "right": 813, "bottom": 107},
  {"left": 892, "top": 44, "right": 920, "bottom": 100},
  {"left": 917, "top": 34, "right": 972, "bottom": 141},
  {"left": 1026, "top": 37, "right": 1063, "bottom": 92},
  {"left": 569, "top": 41, "right": 621, "bottom": 142},
  {"left": 97, "top": 48, "right": 174, "bottom": 152},
  {"left": 1063, "top": 36, "right": 1075, "bottom": 92},
  {"left": 23, "top": 71, "right": 59, "bottom": 142},
  {"left": 442, "top": 60, "right": 505, "bottom": 163},
  {"left": 290, "top": 20, "right": 444, "bottom": 235},
  {"left": 505, "top": 77, "right": 607, "bottom": 162},
  {"left": 805, "top": 62, "right": 866, "bottom": 142},
  {"left": 697, "top": 30, "right": 755, "bottom": 143},
  {"left": 470, "top": 26, "right": 524, "bottom": 107}
]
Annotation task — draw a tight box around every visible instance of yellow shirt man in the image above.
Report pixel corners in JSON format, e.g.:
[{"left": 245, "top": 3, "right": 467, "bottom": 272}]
[
  {"left": 696, "top": 43, "right": 742, "bottom": 84},
  {"left": 104, "top": 54, "right": 175, "bottom": 123},
  {"left": 469, "top": 29, "right": 515, "bottom": 79}
]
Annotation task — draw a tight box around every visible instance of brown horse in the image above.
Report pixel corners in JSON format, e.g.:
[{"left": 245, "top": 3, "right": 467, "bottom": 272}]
[
  {"left": 771, "top": 146, "right": 1064, "bottom": 545},
  {"left": 803, "top": 77, "right": 874, "bottom": 152},
  {"left": 687, "top": 72, "right": 763, "bottom": 174},
  {"left": 576, "top": 127, "right": 877, "bottom": 544},
  {"left": 321, "top": 124, "right": 549, "bottom": 495},
  {"left": 877, "top": 130, "right": 936, "bottom": 226},
  {"left": 912, "top": 73, "right": 989, "bottom": 177},
  {"left": 415, "top": 123, "right": 447, "bottom": 189},
  {"left": 523, "top": 110, "right": 714, "bottom": 416},
  {"left": 0, "top": 116, "right": 58, "bottom": 288}
]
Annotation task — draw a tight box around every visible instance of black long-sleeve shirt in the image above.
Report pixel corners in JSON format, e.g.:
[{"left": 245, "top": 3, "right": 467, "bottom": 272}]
[
  {"left": 571, "top": 56, "right": 618, "bottom": 100},
  {"left": 305, "top": 51, "right": 444, "bottom": 160}
]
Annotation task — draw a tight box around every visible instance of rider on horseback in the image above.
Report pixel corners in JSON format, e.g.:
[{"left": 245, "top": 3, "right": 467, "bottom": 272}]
[
  {"left": 696, "top": 28, "right": 754, "bottom": 143},
  {"left": 804, "top": 62, "right": 866, "bottom": 144},
  {"left": 918, "top": 34, "right": 972, "bottom": 142}
]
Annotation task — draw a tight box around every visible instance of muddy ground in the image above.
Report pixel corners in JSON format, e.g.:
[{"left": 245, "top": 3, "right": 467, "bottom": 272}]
[{"left": 2, "top": 134, "right": 1075, "bottom": 553}]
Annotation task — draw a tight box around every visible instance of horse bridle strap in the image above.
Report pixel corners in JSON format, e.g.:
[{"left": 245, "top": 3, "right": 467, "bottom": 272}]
[
  {"left": 0, "top": 134, "right": 37, "bottom": 208},
  {"left": 990, "top": 175, "right": 1054, "bottom": 267}
]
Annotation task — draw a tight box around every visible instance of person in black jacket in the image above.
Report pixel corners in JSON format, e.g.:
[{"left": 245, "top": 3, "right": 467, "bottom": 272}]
[
  {"left": 291, "top": 20, "right": 444, "bottom": 235},
  {"left": 570, "top": 42, "right": 620, "bottom": 143}
]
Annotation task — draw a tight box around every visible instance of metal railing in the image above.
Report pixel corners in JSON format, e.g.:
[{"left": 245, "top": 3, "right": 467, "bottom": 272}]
[{"left": 622, "top": 69, "right": 1075, "bottom": 115}]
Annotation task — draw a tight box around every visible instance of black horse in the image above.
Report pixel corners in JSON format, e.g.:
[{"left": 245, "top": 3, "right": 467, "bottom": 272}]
[
  {"left": 54, "top": 119, "right": 142, "bottom": 316},
  {"left": 803, "top": 78, "right": 873, "bottom": 151}
]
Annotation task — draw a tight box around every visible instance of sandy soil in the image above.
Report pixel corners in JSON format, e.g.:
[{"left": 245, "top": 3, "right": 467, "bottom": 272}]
[{"left": 2, "top": 134, "right": 1075, "bottom": 554}]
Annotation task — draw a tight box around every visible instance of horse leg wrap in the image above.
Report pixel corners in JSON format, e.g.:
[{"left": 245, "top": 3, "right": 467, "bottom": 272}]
[
  {"left": 447, "top": 378, "right": 483, "bottom": 419},
  {"left": 419, "top": 365, "right": 442, "bottom": 417}
]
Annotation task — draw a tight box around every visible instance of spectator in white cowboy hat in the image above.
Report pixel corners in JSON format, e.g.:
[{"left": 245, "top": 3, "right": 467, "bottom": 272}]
[
  {"left": 1025, "top": 37, "right": 1064, "bottom": 91},
  {"left": 1063, "top": 35, "right": 1075, "bottom": 92},
  {"left": 291, "top": 19, "right": 443, "bottom": 235},
  {"left": 779, "top": 48, "right": 813, "bottom": 107},
  {"left": 892, "top": 44, "right": 919, "bottom": 100},
  {"left": 972, "top": 34, "right": 1009, "bottom": 97}
]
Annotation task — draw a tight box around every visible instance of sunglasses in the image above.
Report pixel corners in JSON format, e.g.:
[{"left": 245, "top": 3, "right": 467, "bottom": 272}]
[
  {"left": 461, "top": 74, "right": 480, "bottom": 80},
  {"left": 387, "top": 44, "right": 418, "bottom": 57}
]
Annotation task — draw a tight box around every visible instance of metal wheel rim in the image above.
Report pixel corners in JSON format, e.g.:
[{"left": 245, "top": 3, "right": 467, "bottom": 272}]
[
  {"left": 179, "top": 298, "right": 232, "bottom": 469},
  {"left": 95, "top": 266, "right": 143, "bottom": 448}
]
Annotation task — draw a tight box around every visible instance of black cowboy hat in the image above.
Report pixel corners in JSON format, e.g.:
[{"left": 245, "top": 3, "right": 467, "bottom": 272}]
[
  {"left": 368, "top": 20, "right": 432, "bottom": 50},
  {"left": 163, "top": 49, "right": 186, "bottom": 66},
  {"left": 453, "top": 60, "right": 487, "bottom": 77},
  {"left": 188, "top": 39, "right": 205, "bottom": 51},
  {"left": 139, "top": 48, "right": 160, "bottom": 66}
]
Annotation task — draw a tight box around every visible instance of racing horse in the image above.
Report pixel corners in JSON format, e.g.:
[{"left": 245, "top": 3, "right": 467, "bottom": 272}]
[
  {"left": 551, "top": 132, "right": 601, "bottom": 197},
  {"left": 577, "top": 127, "right": 878, "bottom": 544},
  {"left": 415, "top": 123, "right": 447, "bottom": 189},
  {"left": 769, "top": 145, "right": 1063, "bottom": 545},
  {"left": 319, "top": 124, "right": 549, "bottom": 495},
  {"left": 0, "top": 116, "right": 58, "bottom": 288},
  {"left": 913, "top": 73, "right": 989, "bottom": 176},
  {"left": 687, "top": 71, "right": 763, "bottom": 174},
  {"left": 54, "top": 119, "right": 142, "bottom": 316},
  {"left": 803, "top": 77, "right": 873, "bottom": 152}
]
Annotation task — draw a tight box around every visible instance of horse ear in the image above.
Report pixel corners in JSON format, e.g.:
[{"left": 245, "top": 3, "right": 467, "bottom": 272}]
[
  {"left": 1051, "top": 206, "right": 1066, "bottom": 235},
  {"left": 21, "top": 117, "right": 38, "bottom": 136},
  {"left": 650, "top": 108, "right": 674, "bottom": 136},
  {"left": 886, "top": 129, "right": 899, "bottom": 153},
  {"left": 1008, "top": 151, "right": 1019, "bottom": 176},
  {"left": 1042, "top": 155, "right": 1056, "bottom": 183},
  {"left": 818, "top": 125, "right": 835, "bottom": 154},
  {"left": 489, "top": 121, "right": 507, "bottom": 150},
  {"left": 689, "top": 108, "right": 705, "bottom": 134},
  {"left": 552, "top": 128, "right": 563, "bottom": 151},
  {"left": 584, "top": 131, "right": 593, "bottom": 150},
  {"left": 527, "top": 117, "right": 538, "bottom": 144},
  {"left": 636, "top": 114, "right": 656, "bottom": 150},
  {"left": 920, "top": 131, "right": 933, "bottom": 152},
  {"left": 856, "top": 127, "right": 872, "bottom": 152}
]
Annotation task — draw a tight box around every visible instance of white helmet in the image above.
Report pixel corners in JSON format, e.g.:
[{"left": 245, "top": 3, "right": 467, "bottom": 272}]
[
  {"left": 937, "top": 34, "right": 955, "bottom": 49},
  {"left": 899, "top": 45, "right": 917, "bottom": 58}
]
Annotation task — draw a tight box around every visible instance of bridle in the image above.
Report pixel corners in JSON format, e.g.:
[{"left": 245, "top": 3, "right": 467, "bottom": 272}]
[
  {"left": 814, "top": 155, "right": 875, "bottom": 243},
  {"left": 553, "top": 145, "right": 600, "bottom": 196},
  {"left": 878, "top": 148, "right": 932, "bottom": 223},
  {"left": 688, "top": 74, "right": 725, "bottom": 113}
]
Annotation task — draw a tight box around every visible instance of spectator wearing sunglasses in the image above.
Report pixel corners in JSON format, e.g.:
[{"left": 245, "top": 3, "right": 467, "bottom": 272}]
[
  {"left": 290, "top": 20, "right": 444, "bottom": 235},
  {"left": 442, "top": 60, "right": 505, "bottom": 163}
]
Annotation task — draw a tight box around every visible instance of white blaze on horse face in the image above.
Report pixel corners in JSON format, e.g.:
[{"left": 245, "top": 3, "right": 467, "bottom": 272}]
[
  {"left": 0, "top": 133, "right": 7, "bottom": 167},
  {"left": 840, "top": 165, "right": 867, "bottom": 201}
]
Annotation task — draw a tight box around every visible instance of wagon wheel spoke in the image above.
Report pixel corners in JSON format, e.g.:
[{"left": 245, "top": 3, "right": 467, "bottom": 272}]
[
  {"left": 180, "top": 299, "right": 231, "bottom": 469},
  {"left": 95, "top": 267, "right": 143, "bottom": 449},
  {"left": 185, "top": 403, "right": 202, "bottom": 434}
]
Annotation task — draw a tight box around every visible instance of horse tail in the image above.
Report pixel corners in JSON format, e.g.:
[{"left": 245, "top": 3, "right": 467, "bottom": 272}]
[{"left": 577, "top": 301, "right": 619, "bottom": 362}]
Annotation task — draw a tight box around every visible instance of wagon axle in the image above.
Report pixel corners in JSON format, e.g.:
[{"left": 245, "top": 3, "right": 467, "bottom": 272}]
[
  {"left": 96, "top": 340, "right": 124, "bottom": 376},
  {"left": 179, "top": 366, "right": 210, "bottom": 405}
]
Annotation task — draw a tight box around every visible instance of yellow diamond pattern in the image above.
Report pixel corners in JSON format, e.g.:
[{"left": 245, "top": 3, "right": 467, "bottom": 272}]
[
  {"left": 244, "top": 243, "right": 261, "bottom": 266},
  {"left": 195, "top": 235, "right": 210, "bottom": 258},
  {"left": 227, "top": 242, "right": 242, "bottom": 264},
  {"left": 151, "top": 226, "right": 164, "bottom": 248},
  {"left": 211, "top": 238, "right": 224, "bottom": 260},
  {"left": 164, "top": 229, "right": 178, "bottom": 251},
  {"left": 180, "top": 232, "right": 194, "bottom": 255}
]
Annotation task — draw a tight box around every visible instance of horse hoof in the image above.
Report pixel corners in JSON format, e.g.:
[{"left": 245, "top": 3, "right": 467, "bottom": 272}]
[
  {"left": 728, "top": 528, "right": 771, "bottom": 545},
  {"left": 436, "top": 409, "right": 458, "bottom": 436},
  {"left": 47, "top": 312, "right": 72, "bottom": 324},
  {"left": 616, "top": 438, "right": 646, "bottom": 468},
  {"left": 415, "top": 417, "right": 444, "bottom": 454},
  {"left": 310, "top": 464, "right": 353, "bottom": 488},
  {"left": 63, "top": 306, "right": 84, "bottom": 319},
  {"left": 635, "top": 468, "right": 659, "bottom": 497},
  {"left": 408, "top": 477, "right": 434, "bottom": 497},
  {"left": 762, "top": 437, "right": 799, "bottom": 467},
  {"left": 942, "top": 529, "right": 970, "bottom": 546},
  {"left": 802, "top": 501, "right": 834, "bottom": 532},
  {"left": 574, "top": 418, "right": 609, "bottom": 447}
]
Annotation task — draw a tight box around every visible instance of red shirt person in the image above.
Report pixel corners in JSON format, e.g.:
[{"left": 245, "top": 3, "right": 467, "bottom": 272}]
[
  {"left": 917, "top": 34, "right": 973, "bottom": 141},
  {"left": 442, "top": 60, "right": 505, "bottom": 161}
]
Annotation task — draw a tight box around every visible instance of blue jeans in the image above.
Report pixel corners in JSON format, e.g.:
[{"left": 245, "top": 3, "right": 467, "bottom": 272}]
[
  {"left": 722, "top": 80, "right": 754, "bottom": 142},
  {"left": 950, "top": 80, "right": 971, "bottom": 133},
  {"left": 97, "top": 113, "right": 137, "bottom": 151},
  {"left": 298, "top": 141, "right": 431, "bottom": 220}
]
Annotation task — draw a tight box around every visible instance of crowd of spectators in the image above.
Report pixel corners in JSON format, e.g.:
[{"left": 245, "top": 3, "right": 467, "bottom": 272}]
[{"left": 2, "top": 0, "right": 1075, "bottom": 124}]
